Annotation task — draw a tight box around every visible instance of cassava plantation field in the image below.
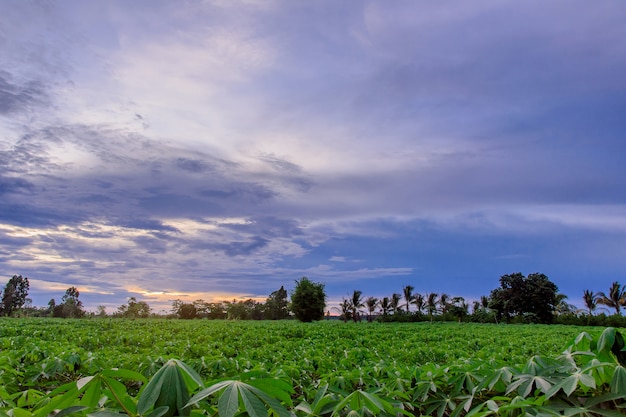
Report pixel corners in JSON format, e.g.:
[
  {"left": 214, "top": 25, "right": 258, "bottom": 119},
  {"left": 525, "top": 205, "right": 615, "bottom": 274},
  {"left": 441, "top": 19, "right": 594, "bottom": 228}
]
[{"left": 1, "top": 319, "right": 625, "bottom": 416}]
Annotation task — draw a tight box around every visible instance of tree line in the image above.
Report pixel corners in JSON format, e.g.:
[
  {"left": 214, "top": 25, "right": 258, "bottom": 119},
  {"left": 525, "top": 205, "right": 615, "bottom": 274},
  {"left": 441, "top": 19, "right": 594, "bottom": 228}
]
[
  {"left": 2, "top": 273, "right": 626, "bottom": 326},
  {"left": 0, "top": 276, "right": 327, "bottom": 322},
  {"left": 338, "top": 273, "right": 626, "bottom": 326}
]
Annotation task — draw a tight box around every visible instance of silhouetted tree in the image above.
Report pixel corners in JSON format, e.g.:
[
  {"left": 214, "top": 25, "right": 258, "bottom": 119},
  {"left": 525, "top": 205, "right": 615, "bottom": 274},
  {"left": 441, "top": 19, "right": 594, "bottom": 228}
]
[
  {"left": 365, "top": 296, "right": 378, "bottom": 322},
  {"left": 390, "top": 293, "right": 402, "bottom": 314},
  {"left": 426, "top": 293, "right": 438, "bottom": 321},
  {"left": 349, "top": 290, "right": 364, "bottom": 322},
  {"left": 1, "top": 275, "right": 30, "bottom": 316},
  {"left": 439, "top": 293, "right": 451, "bottom": 315},
  {"left": 379, "top": 297, "right": 391, "bottom": 316},
  {"left": 291, "top": 277, "right": 326, "bottom": 322},
  {"left": 413, "top": 293, "right": 425, "bottom": 314},
  {"left": 55, "top": 286, "right": 84, "bottom": 318},
  {"left": 582, "top": 290, "right": 598, "bottom": 316},
  {"left": 403, "top": 285, "right": 414, "bottom": 312},
  {"left": 489, "top": 272, "right": 558, "bottom": 324},
  {"left": 333, "top": 298, "right": 352, "bottom": 322},
  {"left": 596, "top": 282, "right": 626, "bottom": 316},
  {"left": 117, "top": 297, "right": 151, "bottom": 318},
  {"left": 449, "top": 296, "right": 468, "bottom": 322},
  {"left": 554, "top": 293, "right": 576, "bottom": 316},
  {"left": 265, "top": 286, "right": 289, "bottom": 320},
  {"left": 96, "top": 305, "right": 107, "bottom": 317}
]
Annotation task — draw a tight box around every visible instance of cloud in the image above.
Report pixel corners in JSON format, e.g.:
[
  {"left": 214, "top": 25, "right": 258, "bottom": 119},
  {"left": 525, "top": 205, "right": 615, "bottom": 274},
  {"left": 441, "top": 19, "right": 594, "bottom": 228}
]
[
  {"left": 1, "top": 1, "right": 625, "bottom": 311},
  {"left": 0, "top": 176, "right": 34, "bottom": 195},
  {"left": 0, "top": 73, "right": 48, "bottom": 115}
]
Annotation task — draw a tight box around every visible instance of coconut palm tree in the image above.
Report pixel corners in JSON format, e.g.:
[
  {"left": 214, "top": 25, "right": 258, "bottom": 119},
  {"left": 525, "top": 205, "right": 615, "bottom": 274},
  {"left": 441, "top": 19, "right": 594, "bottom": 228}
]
[
  {"left": 582, "top": 290, "right": 598, "bottom": 316},
  {"left": 350, "top": 290, "right": 364, "bottom": 322},
  {"left": 554, "top": 293, "right": 576, "bottom": 316},
  {"left": 379, "top": 297, "right": 392, "bottom": 316},
  {"left": 390, "top": 293, "right": 402, "bottom": 314},
  {"left": 596, "top": 282, "right": 626, "bottom": 316},
  {"left": 364, "top": 296, "right": 378, "bottom": 322},
  {"left": 426, "top": 293, "right": 438, "bottom": 321},
  {"left": 402, "top": 285, "right": 414, "bottom": 312},
  {"left": 450, "top": 296, "right": 468, "bottom": 322},
  {"left": 438, "top": 293, "right": 451, "bottom": 315},
  {"left": 480, "top": 295, "right": 490, "bottom": 310},
  {"left": 413, "top": 293, "right": 425, "bottom": 314},
  {"left": 331, "top": 299, "right": 352, "bottom": 322}
]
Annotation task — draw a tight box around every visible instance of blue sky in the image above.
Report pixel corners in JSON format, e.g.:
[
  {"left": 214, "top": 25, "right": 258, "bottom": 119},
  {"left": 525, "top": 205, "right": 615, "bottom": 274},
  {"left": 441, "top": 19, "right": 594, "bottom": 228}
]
[{"left": 1, "top": 0, "right": 625, "bottom": 313}]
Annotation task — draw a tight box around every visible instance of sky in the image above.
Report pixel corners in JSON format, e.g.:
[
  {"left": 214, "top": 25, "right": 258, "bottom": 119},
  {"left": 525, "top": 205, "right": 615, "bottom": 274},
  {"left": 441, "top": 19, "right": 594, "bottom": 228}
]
[{"left": 1, "top": 0, "right": 625, "bottom": 314}]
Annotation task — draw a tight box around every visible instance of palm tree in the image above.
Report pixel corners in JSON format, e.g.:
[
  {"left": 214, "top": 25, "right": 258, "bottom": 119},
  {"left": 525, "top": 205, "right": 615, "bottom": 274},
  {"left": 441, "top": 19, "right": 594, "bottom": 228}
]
[
  {"left": 390, "top": 293, "right": 402, "bottom": 314},
  {"left": 450, "top": 297, "right": 468, "bottom": 322},
  {"left": 379, "top": 297, "right": 392, "bottom": 316},
  {"left": 438, "top": 293, "right": 450, "bottom": 315},
  {"left": 413, "top": 293, "right": 425, "bottom": 314},
  {"left": 596, "top": 282, "right": 626, "bottom": 316},
  {"left": 480, "top": 295, "right": 490, "bottom": 310},
  {"left": 554, "top": 293, "right": 576, "bottom": 316},
  {"left": 365, "top": 296, "right": 378, "bottom": 322},
  {"left": 350, "top": 290, "right": 364, "bottom": 322},
  {"left": 332, "top": 299, "right": 352, "bottom": 322},
  {"left": 582, "top": 290, "right": 598, "bottom": 316},
  {"left": 426, "top": 293, "right": 438, "bottom": 321},
  {"left": 402, "top": 285, "right": 414, "bottom": 312}
]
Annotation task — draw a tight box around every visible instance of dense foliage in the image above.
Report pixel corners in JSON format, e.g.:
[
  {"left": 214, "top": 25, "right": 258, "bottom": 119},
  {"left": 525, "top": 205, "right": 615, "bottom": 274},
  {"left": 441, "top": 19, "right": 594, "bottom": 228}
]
[
  {"left": 1, "top": 319, "right": 625, "bottom": 416},
  {"left": 6, "top": 274, "right": 626, "bottom": 328},
  {"left": 0, "top": 274, "right": 29, "bottom": 316},
  {"left": 489, "top": 273, "right": 558, "bottom": 324},
  {"left": 291, "top": 277, "right": 326, "bottom": 322}
]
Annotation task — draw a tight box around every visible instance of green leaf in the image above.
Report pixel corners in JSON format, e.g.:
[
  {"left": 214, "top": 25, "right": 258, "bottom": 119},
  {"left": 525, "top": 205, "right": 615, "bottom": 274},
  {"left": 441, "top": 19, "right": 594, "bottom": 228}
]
[
  {"left": 247, "top": 379, "right": 293, "bottom": 406},
  {"left": 88, "top": 411, "right": 130, "bottom": 417},
  {"left": 137, "top": 360, "right": 189, "bottom": 417},
  {"left": 240, "top": 386, "right": 268, "bottom": 417},
  {"left": 102, "top": 368, "right": 147, "bottom": 383},
  {"left": 80, "top": 377, "right": 102, "bottom": 407},
  {"left": 137, "top": 366, "right": 167, "bottom": 415},
  {"left": 77, "top": 376, "right": 96, "bottom": 390},
  {"left": 146, "top": 406, "right": 171, "bottom": 417},
  {"left": 217, "top": 384, "right": 239, "bottom": 417},
  {"left": 597, "top": 328, "right": 616, "bottom": 356},
  {"left": 170, "top": 360, "right": 203, "bottom": 390},
  {"left": 560, "top": 375, "right": 579, "bottom": 397},
  {"left": 610, "top": 365, "right": 626, "bottom": 394},
  {"left": 32, "top": 384, "right": 79, "bottom": 417},
  {"left": 186, "top": 381, "right": 233, "bottom": 407},
  {"left": 55, "top": 406, "right": 89, "bottom": 417},
  {"left": 6, "top": 408, "right": 32, "bottom": 417},
  {"left": 244, "top": 383, "right": 292, "bottom": 417},
  {"left": 102, "top": 376, "right": 136, "bottom": 416}
]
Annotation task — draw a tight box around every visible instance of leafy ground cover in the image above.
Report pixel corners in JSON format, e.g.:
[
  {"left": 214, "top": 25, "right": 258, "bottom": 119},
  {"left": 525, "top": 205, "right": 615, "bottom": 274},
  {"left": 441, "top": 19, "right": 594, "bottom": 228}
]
[{"left": 1, "top": 319, "right": 625, "bottom": 416}]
